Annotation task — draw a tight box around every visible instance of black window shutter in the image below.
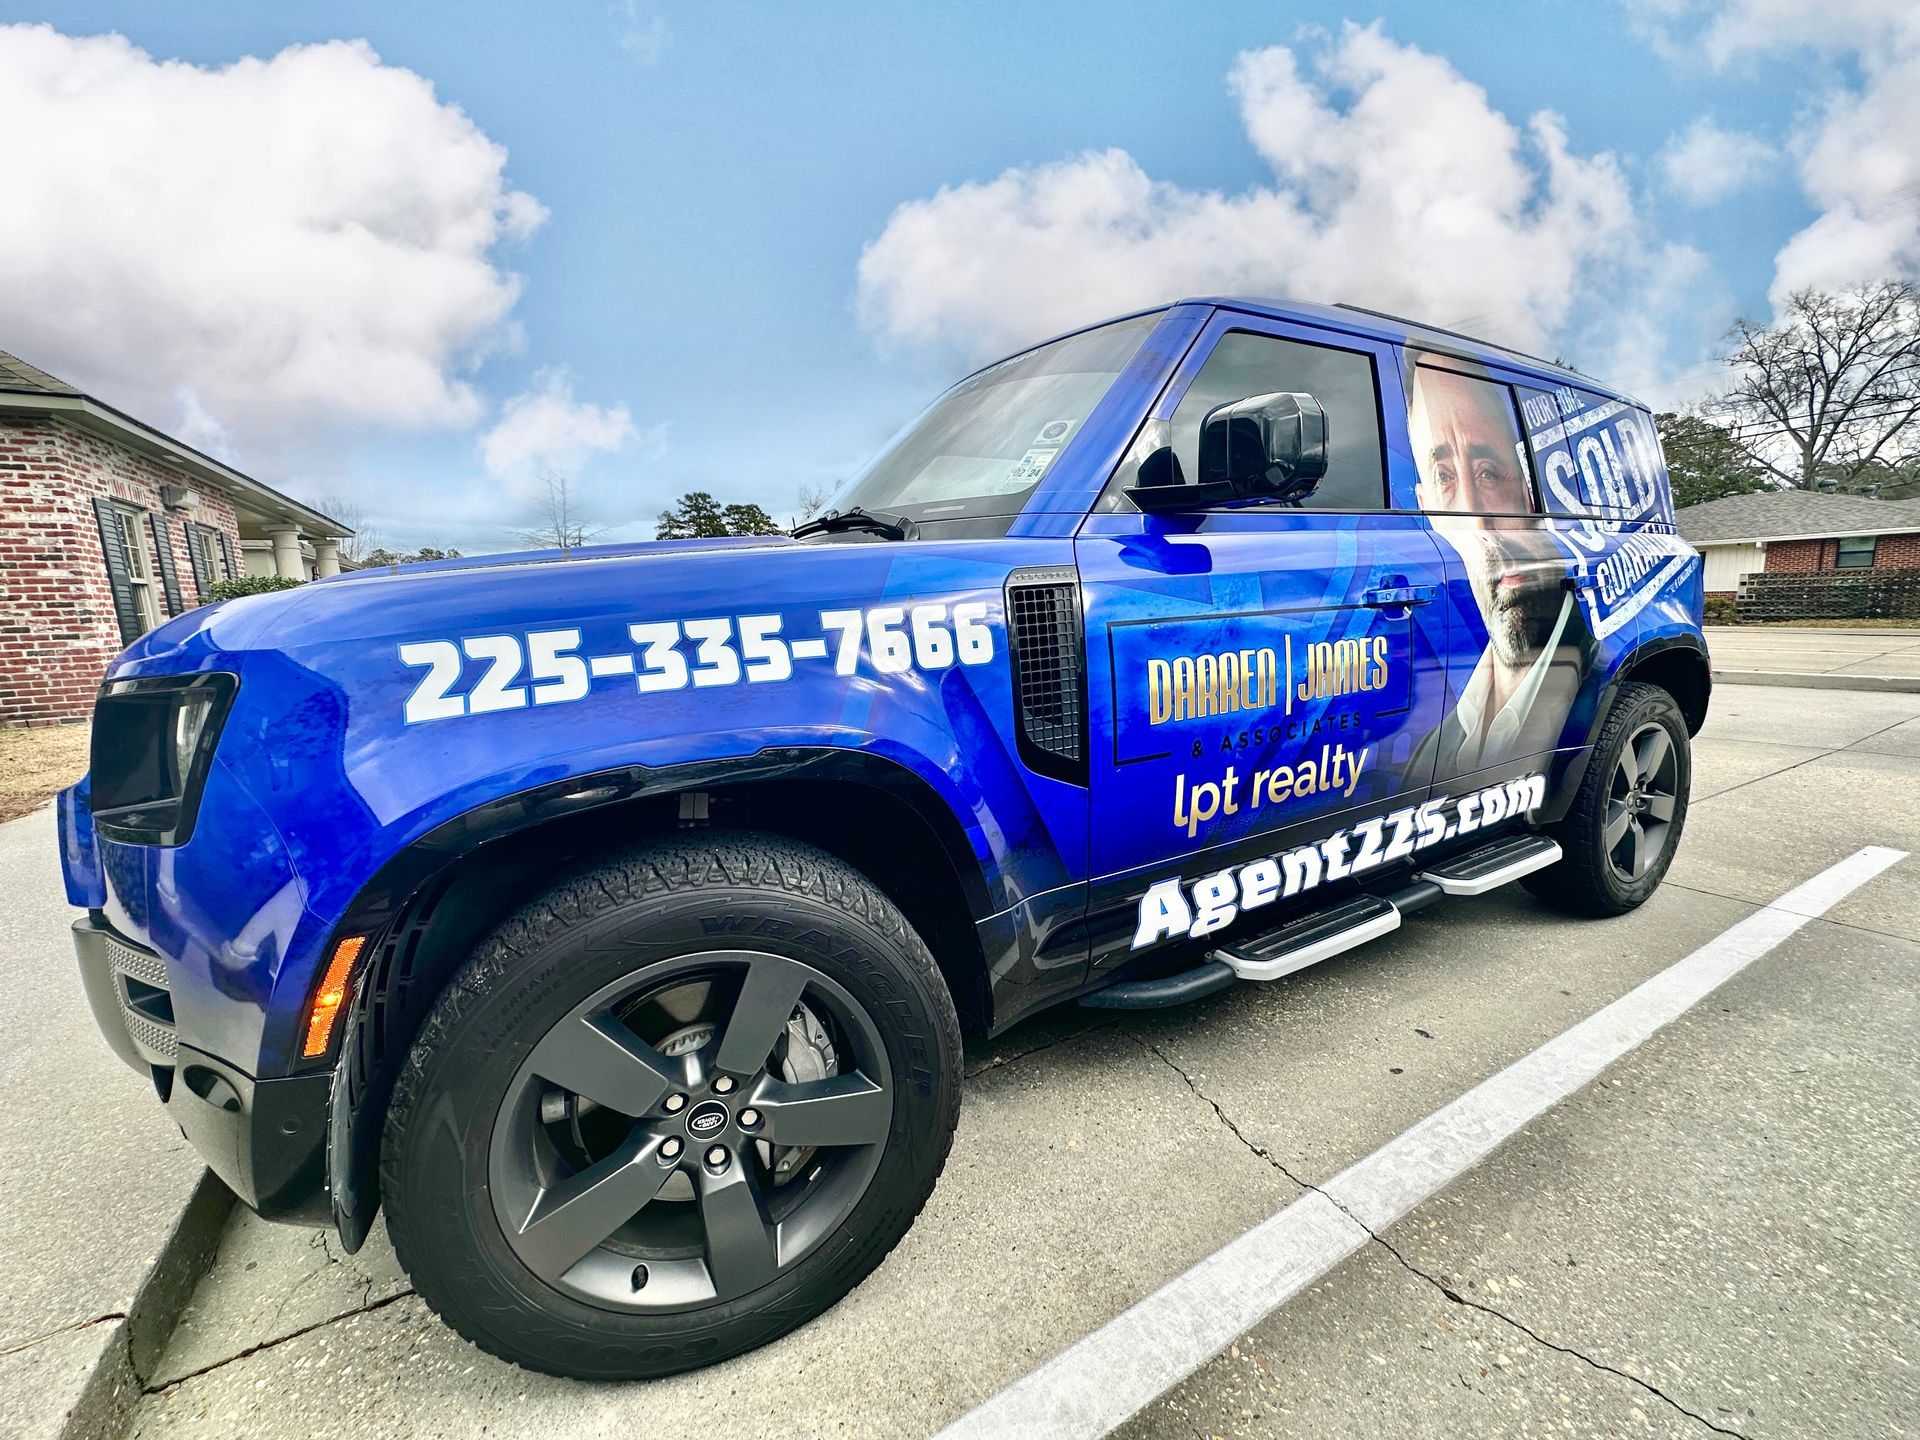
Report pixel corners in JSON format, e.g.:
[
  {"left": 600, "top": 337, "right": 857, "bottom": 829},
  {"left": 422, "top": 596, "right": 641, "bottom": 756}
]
[
  {"left": 92, "top": 498, "right": 144, "bottom": 644},
  {"left": 149, "top": 513, "right": 184, "bottom": 615},
  {"left": 183, "top": 523, "right": 212, "bottom": 602},
  {"left": 217, "top": 529, "right": 237, "bottom": 581}
]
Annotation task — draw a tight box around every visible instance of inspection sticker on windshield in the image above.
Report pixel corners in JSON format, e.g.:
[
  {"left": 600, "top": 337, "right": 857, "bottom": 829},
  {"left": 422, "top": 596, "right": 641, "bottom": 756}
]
[
  {"left": 1007, "top": 447, "right": 1059, "bottom": 485},
  {"left": 1035, "top": 420, "right": 1074, "bottom": 444}
]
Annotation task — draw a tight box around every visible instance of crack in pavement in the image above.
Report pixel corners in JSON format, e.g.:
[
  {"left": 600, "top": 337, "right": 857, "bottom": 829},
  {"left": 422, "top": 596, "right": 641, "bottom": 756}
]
[
  {"left": 1139, "top": 1039, "right": 1753, "bottom": 1440},
  {"left": 265, "top": 1230, "right": 344, "bottom": 1331},
  {"left": 963, "top": 1017, "right": 1117, "bottom": 1079},
  {"left": 143, "top": 1289, "right": 417, "bottom": 1395},
  {"left": 1661, "top": 878, "right": 1920, "bottom": 950},
  {"left": 0, "top": 1311, "right": 126, "bottom": 1357},
  {"left": 1690, "top": 711, "right": 1918, "bottom": 808}
]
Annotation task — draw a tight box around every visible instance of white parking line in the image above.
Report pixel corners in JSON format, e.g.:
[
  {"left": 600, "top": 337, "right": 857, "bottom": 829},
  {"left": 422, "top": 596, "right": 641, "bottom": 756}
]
[{"left": 935, "top": 845, "right": 1908, "bottom": 1440}]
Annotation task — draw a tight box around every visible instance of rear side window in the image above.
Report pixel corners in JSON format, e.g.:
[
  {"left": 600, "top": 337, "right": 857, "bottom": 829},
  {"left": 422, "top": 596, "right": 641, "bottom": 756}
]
[
  {"left": 1168, "top": 332, "right": 1388, "bottom": 510},
  {"left": 1515, "top": 384, "right": 1670, "bottom": 523},
  {"left": 1405, "top": 364, "right": 1537, "bottom": 516}
]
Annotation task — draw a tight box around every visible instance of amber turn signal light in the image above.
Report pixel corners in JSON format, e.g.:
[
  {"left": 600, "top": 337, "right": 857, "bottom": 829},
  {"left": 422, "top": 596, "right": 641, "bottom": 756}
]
[{"left": 303, "top": 935, "right": 366, "bottom": 1059}]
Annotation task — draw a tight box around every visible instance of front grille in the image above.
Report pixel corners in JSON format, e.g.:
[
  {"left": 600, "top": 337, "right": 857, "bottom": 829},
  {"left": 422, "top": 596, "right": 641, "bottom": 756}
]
[
  {"left": 106, "top": 933, "right": 176, "bottom": 1062},
  {"left": 1006, "top": 566, "right": 1087, "bottom": 784},
  {"left": 122, "top": 1007, "right": 177, "bottom": 1062},
  {"left": 104, "top": 935, "right": 167, "bottom": 988}
]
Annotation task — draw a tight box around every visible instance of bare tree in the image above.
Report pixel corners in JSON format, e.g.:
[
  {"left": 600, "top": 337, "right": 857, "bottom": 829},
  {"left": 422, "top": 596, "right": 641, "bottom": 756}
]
[
  {"left": 1707, "top": 281, "right": 1920, "bottom": 490},
  {"left": 519, "top": 473, "right": 606, "bottom": 554},
  {"left": 794, "top": 483, "right": 832, "bottom": 528},
  {"left": 312, "top": 493, "right": 382, "bottom": 565}
]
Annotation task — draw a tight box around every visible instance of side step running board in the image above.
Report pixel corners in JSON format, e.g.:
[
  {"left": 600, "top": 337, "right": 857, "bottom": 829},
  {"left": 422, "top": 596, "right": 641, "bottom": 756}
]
[
  {"left": 1417, "top": 832, "right": 1561, "bottom": 896},
  {"left": 1211, "top": 894, "right": 1400, "bottom": 981},
  {"left": 1082, "top": 894, "right": 1400, "bottom": 1010},
  {"left": 1080, "top": 830, "right": 1566, "bottom": 1011}
]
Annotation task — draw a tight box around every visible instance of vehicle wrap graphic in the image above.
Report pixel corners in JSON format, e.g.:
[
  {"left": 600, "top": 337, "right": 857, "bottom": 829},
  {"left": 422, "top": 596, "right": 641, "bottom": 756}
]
[
  {"left": 1134, "top": 772, "right": 1548, "bottom": 948},
  {"left": 1407, "top": 361, "right": 1597, "bottom": 781},
  {"left": 399, "top": 602, "right": 994, "bottom": 723},
  {"left": 58, "top": 298, "right": 1707, "bottom": 1094}
]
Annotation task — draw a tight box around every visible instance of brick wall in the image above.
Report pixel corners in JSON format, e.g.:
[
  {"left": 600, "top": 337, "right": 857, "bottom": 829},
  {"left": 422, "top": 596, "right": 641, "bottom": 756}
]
[
  {"left": 1763, "top": 533, "right": 1920, "bottom": 575},
  {"left": 1879, "top": 532, "right": 1920, "bottom": 570},
  {"left": 1763, "top": 538, "right": 1827, "bottom": 573},
  {"left": 0, "top": 417, "right": 242, "bottom": 725}
]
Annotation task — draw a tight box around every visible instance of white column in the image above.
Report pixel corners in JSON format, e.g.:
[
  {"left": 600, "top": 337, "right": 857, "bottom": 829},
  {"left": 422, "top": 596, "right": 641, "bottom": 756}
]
[
  {"left": 266, "top": 525, "right": 304, "bottom": 580},
  {"left": 313, "top": 538, "right": 340, "bottom": 578}
]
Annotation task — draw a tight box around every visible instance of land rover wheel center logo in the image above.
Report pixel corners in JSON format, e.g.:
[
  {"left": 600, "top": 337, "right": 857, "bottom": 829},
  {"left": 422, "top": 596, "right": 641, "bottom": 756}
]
[{"left": 686, "top": 1101, "right": 730, "bottom": 1138}]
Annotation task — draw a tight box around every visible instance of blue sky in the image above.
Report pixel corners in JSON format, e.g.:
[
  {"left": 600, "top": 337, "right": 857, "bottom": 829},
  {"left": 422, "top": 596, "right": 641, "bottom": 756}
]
[{"left": 2, "top": 1, "right": 1913, "bottom": 551}]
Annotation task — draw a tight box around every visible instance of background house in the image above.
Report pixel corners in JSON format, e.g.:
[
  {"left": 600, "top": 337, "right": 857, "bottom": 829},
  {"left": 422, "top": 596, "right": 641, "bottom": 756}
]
[
  {"left": 1675, "top": 490, "right": 1920, "bottom": 599},
  {"left": 0, "top": 349, "right": 350, "bottom": 725}
]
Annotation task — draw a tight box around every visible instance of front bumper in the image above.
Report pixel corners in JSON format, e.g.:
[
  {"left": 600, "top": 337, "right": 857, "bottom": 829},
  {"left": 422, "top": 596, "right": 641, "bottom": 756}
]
[{"left": 73, "top": 914, "right": 332, "bottom": 1223}]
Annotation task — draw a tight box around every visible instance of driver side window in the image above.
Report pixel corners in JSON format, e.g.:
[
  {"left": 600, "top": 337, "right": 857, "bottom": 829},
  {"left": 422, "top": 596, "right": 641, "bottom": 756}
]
[{"left": 1168, "top": 332, "right": 1387, "bottom": 510}]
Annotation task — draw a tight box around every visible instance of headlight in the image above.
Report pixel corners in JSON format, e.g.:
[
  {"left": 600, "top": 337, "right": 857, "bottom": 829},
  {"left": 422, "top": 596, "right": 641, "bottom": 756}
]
[{"left": 89, "top": 673, "right": 237, "bottom": 846}]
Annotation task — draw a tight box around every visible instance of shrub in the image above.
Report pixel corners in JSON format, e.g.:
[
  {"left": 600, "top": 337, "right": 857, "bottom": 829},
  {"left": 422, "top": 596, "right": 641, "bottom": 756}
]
[
  {"left": 1703, "top": 595, "right": 1739, "bottom": 626},
  {"left": 209, "top": 574, "right": 303, "bottom": 601}
]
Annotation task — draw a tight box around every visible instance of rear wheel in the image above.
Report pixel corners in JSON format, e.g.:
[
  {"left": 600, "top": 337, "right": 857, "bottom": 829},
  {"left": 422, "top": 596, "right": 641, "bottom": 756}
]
[
  {"left": 382, "top": 832, "right": 962, "bottom": 1379},
  {"left": 1522, "top": 681, "right": 1691, "bottom": 916}
]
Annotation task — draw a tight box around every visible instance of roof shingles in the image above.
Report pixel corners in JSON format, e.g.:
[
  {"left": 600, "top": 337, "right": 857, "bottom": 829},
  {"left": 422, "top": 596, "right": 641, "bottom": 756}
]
[
  {"left": 0, "top": 350, "right": 80, "bottom": 397},
  {"left": 1675, "top": 489, "right": 1920, "bottom": 545}
]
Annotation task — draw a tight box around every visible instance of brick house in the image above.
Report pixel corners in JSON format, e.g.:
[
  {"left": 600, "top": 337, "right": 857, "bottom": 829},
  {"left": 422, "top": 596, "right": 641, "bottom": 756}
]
[
  {"left": 1, "top": 350, "right": 351, "bottom": 725},
  {"left": 1675, "top": 489, "right": 1920, "bottom": 598}
]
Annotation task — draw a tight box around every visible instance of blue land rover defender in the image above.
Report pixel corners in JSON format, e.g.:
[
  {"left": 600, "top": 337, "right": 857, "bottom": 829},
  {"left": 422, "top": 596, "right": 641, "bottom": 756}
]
[{"left": 61, "top": 298, "right": 1707, "bottom": 1379}]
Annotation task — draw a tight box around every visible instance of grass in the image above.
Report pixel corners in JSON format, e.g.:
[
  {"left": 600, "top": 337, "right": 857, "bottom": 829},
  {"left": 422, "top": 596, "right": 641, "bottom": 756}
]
[{"left": 0, "top": 722, "right": 90, "bottom": 823}]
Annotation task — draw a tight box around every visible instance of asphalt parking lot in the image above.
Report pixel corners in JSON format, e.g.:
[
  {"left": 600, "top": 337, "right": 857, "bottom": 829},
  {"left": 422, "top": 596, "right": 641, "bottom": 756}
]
[{"left": 72, "top": 683, "right": 1920, "bottom": 1437}]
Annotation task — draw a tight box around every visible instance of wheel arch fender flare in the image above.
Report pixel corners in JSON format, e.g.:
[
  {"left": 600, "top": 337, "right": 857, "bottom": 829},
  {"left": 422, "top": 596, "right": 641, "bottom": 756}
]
[
  {"left": 320, "top": 746, "right": 994, "bottom": 1252},
  {"left": 1539, "top": 635, "right": 1710, "bottom": 827}
]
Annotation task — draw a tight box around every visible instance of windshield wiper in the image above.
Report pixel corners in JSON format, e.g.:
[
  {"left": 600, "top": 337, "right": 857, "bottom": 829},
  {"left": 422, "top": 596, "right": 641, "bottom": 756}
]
[{"left": 789, "top": 506, "right": 919, "bottom": 542}]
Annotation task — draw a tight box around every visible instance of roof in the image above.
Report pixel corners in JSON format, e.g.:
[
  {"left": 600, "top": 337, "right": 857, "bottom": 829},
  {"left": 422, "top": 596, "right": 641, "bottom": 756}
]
[
  {"left": 986, "top": 296, "right": 1628, "bottom": 406},
  {"left": 1196, "top": 296, "right": 1610, "bottom": 394},
  {"left": 0, "top": 348, "right": 351, "bottom": 538},
  {"left": 1675, "top": 488, "right": 1920, "bottom": 545},
  {"left": 0, "top": 351, "right": 81, "bottom": 397}
]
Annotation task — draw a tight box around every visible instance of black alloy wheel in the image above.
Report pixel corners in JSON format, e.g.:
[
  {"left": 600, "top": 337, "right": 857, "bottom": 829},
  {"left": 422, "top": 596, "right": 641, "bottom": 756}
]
[
  {"left": 1604, "top": 721, "right": 1680, "bottom": 883},
  {"left": 382, "top": 833, "right": 962, "bottom": 1380},
  {"left": 1522, "top": 680, "right": 1692, "bottom": 916},
  {"left": 485, "top": 949, "right": 893, "bottom": 1312}
]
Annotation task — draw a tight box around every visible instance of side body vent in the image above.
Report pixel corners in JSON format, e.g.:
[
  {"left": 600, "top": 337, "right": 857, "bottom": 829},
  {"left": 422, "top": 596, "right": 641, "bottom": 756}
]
[{"left": 1005, "top": 565, "right": 1088, "bottom": 785}]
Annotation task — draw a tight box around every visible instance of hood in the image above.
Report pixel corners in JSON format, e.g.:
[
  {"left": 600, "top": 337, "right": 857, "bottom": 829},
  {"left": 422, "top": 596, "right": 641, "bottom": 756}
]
[
  {"left": 107, "top": 533, "right": 803, "bottom": 677},
  {"left": 317, "top": 534, "right": 797, "bottom": 585}
]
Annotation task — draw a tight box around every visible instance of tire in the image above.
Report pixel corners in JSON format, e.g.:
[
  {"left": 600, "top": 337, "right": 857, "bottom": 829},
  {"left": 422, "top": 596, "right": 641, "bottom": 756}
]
[
  {"left": 381, "top": 831, "right": 963, "bottom": 1380},
  {"left": 1521, "top": 681, "right": 1691, "bottom": 917}
]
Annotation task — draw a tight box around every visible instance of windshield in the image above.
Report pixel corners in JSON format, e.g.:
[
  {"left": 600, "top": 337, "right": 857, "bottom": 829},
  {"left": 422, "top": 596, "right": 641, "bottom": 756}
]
[{"left": 829, "top": 313, "right": 1159, "bottom": 522}]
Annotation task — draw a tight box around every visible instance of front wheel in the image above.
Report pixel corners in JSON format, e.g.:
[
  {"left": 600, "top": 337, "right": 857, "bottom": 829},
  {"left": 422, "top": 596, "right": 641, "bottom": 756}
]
[
  {"left": 1522, "top": 681, "right": 1692, "bottom": 916},
  {"left": 381, "top": 833, "right": 962, "bottom": 1380}
]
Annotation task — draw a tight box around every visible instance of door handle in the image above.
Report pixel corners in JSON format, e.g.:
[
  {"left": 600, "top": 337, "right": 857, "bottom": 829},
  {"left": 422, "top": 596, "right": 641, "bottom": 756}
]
[
  {"left": 1362, "top": 584, "right": 1436, "bottom": 608},
  {"left": 1566, "top": 572, "right": 1599, "bottom": 593}
]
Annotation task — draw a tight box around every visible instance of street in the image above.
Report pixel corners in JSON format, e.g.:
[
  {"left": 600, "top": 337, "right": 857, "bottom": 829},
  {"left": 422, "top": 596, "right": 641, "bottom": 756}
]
[{"left": 49, "top": 681, "right": 1920, "bottom": 1437}]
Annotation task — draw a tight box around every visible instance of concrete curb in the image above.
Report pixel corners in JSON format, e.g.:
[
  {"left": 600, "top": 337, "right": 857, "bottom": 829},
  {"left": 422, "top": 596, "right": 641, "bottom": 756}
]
[
  {"left": 1712, "top": 668, "right": 1920, "bottom": 694},
  {"left": 60, "top": 1171, "right": 234, "bottom": 1440}
]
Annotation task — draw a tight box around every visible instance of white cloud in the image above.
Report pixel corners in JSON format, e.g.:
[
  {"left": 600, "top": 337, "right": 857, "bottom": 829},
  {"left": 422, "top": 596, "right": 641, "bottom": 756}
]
[
  {"left": 857, "top": 25, "right": 1660, "bottom": 367},
  {"left": 1635, "top": 0, "right": 1915, "bottom": 65},
  {"left": 1660, "top": 119, "right": 1776, "bottom": 204},
  {"left": 170, "top": 388, "right": 239, "bottom": 462},
  {"left": 612, "top": 2, "right": 669, "bottom": 64},
  {"left": 479, "top": 368, "right": 651, "bottom": 489},
  {"left": 1772, "top": 48, "right": 1920, "bottom": 297},
  {"left": 1636, "top": 2, "right": 1920, "bottom": 301},
  {"left": 0, "top": 24, "right": 545, "bottom": 459}
]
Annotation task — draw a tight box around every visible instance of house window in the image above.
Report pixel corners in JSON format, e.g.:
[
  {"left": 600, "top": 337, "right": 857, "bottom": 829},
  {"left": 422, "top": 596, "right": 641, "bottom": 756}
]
[
  {"left": 185, "top": 523, "right": 228, "bottom": 601},
  {"left": 111, "top": 503, "right": 165, "bottom": 632},
  {"left": 1835, "top": 535, "right": 1877, "bottom": 569}
]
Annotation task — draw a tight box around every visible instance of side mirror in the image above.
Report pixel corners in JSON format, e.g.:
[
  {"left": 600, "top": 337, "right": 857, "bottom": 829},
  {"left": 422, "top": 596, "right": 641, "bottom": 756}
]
[{"left": 1199, "top": 391, "right": 1329, "bottom": 504}]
